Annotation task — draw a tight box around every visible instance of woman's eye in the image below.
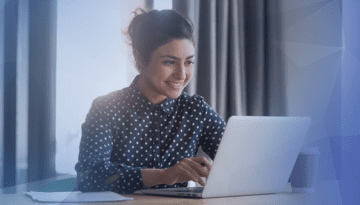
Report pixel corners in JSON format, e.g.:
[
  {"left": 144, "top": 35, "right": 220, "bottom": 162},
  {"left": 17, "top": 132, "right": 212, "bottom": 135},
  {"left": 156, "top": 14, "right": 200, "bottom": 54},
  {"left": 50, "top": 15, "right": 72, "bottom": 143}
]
[
  {"left": 186, "top": 61, "right": 194, "bottom": 65},
  {"left": 163, "top": 61, "right": 175, "bottom": 65}
]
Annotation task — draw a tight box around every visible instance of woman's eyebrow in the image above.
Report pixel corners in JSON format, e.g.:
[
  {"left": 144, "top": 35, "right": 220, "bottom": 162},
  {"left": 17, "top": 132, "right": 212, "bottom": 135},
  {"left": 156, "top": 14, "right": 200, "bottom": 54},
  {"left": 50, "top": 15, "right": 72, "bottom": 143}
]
[{"left": 160, "top": 55, "right": 195, "bottom": 60}]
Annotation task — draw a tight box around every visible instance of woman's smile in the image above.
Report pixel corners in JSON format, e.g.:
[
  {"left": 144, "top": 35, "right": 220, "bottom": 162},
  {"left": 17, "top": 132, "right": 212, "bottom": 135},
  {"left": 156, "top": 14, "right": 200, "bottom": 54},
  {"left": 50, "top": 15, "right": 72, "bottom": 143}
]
[{"left": 166, "top": 81, "right": 184, "bottom": 89}]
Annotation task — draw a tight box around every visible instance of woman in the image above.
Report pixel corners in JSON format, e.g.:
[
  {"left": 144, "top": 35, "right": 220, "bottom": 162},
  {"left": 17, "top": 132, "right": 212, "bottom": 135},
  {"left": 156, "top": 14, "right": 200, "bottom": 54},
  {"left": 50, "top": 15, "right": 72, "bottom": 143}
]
[{"left": 75, "top": 9, "right": 226, "bottom": 194}]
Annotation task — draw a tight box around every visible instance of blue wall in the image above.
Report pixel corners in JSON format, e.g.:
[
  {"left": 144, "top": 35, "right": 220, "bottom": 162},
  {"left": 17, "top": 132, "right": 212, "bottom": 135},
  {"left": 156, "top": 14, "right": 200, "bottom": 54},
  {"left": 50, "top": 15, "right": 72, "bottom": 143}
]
[
  {"left": 283, "top": 0, "right": 359, "bottom": 203},
  {"left": 339, "top": 0, "right": 360, "bottom": 204}
]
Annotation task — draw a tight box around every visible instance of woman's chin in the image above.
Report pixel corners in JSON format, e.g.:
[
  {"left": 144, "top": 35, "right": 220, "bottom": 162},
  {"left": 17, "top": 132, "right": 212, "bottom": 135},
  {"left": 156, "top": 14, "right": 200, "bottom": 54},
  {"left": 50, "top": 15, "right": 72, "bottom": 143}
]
[{"left": 166, "top": 91, "right": 183, "bottom": 99}]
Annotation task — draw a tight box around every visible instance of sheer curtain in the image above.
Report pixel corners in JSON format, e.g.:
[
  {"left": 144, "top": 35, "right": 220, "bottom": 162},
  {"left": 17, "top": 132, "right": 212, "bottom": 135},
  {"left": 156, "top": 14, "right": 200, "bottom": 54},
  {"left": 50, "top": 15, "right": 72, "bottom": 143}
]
[{"left": 1, "top": 0, "right": 57, "bottom": 189}]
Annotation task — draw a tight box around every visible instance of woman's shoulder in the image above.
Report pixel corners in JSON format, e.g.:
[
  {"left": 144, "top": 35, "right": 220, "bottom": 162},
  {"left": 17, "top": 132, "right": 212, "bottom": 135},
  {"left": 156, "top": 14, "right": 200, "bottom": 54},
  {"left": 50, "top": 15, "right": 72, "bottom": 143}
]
[{"left": 91, "top": 87, "right": 131, "bottom": 108}]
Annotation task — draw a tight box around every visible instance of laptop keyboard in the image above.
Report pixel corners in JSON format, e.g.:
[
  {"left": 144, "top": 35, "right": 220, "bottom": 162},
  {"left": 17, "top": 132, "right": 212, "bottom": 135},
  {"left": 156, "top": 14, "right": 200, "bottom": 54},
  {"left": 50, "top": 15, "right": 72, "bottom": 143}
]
[{"left": 171, "top": 187, "right": 204, "bottom": 193}]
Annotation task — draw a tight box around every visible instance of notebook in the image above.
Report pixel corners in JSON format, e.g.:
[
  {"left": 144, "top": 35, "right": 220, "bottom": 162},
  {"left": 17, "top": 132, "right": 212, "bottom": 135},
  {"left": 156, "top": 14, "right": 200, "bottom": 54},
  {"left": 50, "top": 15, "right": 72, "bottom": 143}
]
[{"left": 25, "top": 191, "right": 133, "bottom": 203}]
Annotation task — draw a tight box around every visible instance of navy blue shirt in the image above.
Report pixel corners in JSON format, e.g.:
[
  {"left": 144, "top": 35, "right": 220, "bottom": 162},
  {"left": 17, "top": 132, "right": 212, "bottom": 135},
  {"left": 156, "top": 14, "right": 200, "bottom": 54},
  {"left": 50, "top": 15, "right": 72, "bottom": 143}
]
[{"left": 75, "top": 75, "right": 226, "bottom": 194}]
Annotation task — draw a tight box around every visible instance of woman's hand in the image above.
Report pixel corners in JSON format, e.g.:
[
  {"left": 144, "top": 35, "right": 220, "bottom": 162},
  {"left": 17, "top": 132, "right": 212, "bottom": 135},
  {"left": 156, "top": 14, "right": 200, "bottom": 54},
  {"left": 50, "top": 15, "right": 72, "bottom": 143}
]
[
  {"left": 161, "top": 157, "right": 212, "bottom": 186},
  {"left": 141, "top": 157, "right": 212, "bottom": 187}
]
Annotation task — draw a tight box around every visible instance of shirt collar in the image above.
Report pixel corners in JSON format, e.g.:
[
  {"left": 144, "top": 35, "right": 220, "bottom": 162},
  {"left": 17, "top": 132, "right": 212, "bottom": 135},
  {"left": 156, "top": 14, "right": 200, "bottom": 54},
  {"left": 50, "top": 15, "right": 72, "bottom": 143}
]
[{"left": 127, "top": 75, "right": 177, "bottom": 114}]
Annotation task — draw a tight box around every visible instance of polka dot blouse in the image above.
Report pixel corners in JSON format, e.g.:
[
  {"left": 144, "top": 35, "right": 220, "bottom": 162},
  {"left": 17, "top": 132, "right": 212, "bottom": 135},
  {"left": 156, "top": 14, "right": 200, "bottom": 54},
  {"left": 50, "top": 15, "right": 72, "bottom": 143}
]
[{"left": 75, "top": 75, "right": 226, "bottom": 194}]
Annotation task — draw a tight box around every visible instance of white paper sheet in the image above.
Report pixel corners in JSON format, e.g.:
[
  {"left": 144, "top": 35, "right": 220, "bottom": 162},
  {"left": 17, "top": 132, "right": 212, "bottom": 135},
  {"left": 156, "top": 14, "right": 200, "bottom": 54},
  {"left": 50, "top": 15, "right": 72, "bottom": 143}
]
[{"left": 24, "top": 191, "right": 133, "bottom": 203}]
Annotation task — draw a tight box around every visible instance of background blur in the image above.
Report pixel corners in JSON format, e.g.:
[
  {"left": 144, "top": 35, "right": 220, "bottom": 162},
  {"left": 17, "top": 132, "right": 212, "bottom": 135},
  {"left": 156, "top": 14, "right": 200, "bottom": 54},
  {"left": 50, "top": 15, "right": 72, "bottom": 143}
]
[{"left": 1, "top": 0, "right": 359, "bottom": 203}]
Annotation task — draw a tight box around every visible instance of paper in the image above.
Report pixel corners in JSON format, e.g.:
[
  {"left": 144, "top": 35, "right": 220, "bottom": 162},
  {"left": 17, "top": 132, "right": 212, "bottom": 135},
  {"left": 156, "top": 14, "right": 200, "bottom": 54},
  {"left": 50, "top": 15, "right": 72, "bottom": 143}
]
[{"left": 24, "top": 191, "right": 133, "bottom": 203}]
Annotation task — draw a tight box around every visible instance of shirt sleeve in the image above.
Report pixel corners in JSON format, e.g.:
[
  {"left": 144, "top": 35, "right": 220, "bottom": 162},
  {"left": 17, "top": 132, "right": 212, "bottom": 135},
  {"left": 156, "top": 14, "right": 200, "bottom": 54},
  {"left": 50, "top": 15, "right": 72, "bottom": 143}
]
[
  {"left": 75, "top": 97, "right": 145, "bottom": 194},
  {"left": 197, "top": 97, "right": 226, "bottom": 160}
]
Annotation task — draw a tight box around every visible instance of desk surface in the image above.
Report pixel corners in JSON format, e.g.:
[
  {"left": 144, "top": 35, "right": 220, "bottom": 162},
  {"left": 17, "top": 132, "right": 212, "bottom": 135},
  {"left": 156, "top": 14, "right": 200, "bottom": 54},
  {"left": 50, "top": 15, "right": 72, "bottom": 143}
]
[{"left": 0, "top": 175, "right": 342, "bottom": 205}]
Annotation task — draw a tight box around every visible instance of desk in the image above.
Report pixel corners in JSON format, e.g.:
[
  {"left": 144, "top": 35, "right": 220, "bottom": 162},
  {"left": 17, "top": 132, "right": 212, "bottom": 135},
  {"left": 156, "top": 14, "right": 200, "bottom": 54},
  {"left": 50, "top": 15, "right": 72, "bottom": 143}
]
[{"left": 1, "top": 175, "right": 342, "bottom": 205}]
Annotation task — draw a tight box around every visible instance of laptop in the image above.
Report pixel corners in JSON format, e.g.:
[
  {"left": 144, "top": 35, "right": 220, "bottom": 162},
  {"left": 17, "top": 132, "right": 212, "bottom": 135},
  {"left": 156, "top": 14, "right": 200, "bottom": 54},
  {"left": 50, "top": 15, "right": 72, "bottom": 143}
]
[{"left": 141, "top": 116, "right": 311, "bottom": 198}]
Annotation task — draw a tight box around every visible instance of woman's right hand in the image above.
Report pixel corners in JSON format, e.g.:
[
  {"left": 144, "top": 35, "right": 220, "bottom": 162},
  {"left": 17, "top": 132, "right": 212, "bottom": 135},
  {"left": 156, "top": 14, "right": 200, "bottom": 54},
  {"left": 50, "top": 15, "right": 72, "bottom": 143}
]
[{"left": 161, "top": 157, "right": 212, "bottom": 186}]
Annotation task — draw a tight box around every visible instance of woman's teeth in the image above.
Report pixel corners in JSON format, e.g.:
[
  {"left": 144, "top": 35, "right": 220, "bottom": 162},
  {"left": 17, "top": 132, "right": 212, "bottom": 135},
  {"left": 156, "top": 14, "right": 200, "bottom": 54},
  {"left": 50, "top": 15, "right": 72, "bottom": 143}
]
[{"left": 168, "top": 82, "right": 182, "bottom": 88}]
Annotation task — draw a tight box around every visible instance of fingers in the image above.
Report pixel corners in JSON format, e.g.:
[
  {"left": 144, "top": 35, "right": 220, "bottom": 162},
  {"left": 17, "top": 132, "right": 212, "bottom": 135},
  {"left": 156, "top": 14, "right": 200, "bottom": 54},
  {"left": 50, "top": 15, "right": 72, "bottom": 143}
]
[
  {"left": 183, "top": 159, "right": 210, "bottom": 179},
  {"left": 191, "top": 157, "right": 212, "bottom": 172},
  {"left": 179, "top": 163, "right": 203, "bottom": 185},
  {"left": 180, "top": 158, "right": 210, "bottom": 186},
  {"left": 164, "top": 157, "right": 212, "bottom": 186}
]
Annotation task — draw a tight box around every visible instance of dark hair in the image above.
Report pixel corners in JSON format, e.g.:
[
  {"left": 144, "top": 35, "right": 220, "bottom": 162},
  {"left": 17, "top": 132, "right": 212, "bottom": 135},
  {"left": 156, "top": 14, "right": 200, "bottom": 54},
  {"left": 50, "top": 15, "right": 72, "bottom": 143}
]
[{"left": 125, "top": 8, "right": 195, "bottom": 72}]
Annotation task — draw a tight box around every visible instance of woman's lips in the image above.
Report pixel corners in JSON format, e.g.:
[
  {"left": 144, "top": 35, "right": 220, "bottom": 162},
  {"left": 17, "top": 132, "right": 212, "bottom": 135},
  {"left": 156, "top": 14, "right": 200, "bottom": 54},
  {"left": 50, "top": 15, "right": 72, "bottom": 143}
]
[{"left": 166, "top": 81, "right": 183, "bottom": 89}]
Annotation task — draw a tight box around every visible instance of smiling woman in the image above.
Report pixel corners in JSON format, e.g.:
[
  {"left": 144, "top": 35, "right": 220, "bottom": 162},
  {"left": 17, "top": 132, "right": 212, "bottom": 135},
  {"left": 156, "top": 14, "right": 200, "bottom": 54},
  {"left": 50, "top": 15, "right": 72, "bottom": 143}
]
[
  {"left": 126, "top": 9, "right": 196, "bottom": 104},
  {"left": 74, "top": 9, "right": 226, "bottom": 194}
]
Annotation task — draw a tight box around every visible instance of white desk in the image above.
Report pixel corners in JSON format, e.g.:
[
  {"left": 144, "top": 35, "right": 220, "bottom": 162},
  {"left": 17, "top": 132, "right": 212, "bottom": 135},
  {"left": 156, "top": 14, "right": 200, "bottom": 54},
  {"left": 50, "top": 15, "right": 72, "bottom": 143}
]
[{"left": 0, "top": 175, "right": 342, "bottom": 205}]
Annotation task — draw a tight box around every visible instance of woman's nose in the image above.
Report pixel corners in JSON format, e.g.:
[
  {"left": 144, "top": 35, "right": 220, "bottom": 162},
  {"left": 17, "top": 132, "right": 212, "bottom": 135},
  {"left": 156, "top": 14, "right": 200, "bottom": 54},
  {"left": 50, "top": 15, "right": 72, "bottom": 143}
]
[{"left": 174, "top": 64, "right": 186, "bottom": 80}]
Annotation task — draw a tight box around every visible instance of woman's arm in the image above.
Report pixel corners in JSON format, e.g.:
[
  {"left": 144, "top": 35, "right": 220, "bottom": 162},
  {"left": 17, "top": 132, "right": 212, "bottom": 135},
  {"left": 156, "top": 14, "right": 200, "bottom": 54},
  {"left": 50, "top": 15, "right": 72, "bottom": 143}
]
[
  {"left": 75, "top": 98, "right": 144, "bottom": 194},
  {"left": 198, "top": 99, "right": 227, "bottom": 160},
  {"left": 105, "top": 156, "right": 212, "bottom": 188},
  {"left": 103, "top": 169, "right": 164, "bottom": 187},
  {"left": 141, "top": 169, "right": 164, "bottom": 187}
]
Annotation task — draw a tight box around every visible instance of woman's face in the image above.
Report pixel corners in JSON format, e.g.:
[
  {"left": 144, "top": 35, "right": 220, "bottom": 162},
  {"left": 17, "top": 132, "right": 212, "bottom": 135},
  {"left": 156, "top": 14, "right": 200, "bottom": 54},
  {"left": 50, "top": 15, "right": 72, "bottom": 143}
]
[{"left": 139, "top": 39, "right": 195, "bottom": 103}]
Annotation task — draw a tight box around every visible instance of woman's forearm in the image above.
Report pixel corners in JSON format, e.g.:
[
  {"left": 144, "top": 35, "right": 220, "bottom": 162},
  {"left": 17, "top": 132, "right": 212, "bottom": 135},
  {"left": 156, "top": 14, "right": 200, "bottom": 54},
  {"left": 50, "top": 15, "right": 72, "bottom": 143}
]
[{"left": 141, "top": 168, "right": 165, "bottom": 187}]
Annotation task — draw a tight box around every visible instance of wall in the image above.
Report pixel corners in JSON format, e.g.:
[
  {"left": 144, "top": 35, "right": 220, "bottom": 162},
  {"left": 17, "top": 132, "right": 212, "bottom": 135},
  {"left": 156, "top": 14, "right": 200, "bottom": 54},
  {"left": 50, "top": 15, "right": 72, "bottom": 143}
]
[
  {"left": 283, "top": 0, "right": 360, "bottom": 203},
  {"left": 340, "top": 0, "right": 360, "bottom": 203},
  {"left": 282, "top": 0, "right": 342, "bottom": 181}
]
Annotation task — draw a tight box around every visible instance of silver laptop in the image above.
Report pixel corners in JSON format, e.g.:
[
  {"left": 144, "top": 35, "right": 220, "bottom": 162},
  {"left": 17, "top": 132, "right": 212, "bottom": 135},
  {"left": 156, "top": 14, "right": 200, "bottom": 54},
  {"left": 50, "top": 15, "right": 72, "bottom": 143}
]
[{"left": 141, "top": 116, "right": 311, "bottom": 198}]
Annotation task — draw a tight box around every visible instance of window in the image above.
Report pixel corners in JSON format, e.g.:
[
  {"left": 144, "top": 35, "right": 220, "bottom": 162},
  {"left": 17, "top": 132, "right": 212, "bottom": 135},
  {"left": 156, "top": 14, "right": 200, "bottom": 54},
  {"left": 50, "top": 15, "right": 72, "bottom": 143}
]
[
  {"left": 56, "top": 0, "right": 144, "bottom": 174},
  {"left": 153, "top": 0, "right": 172, "bottom": 10}
]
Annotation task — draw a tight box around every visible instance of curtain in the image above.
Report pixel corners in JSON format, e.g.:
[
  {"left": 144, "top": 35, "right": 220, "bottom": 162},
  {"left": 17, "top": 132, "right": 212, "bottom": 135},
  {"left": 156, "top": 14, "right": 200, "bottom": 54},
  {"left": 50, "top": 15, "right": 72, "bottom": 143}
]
[
  {"left": 173, "top": 0, "right": 286, "bottom": 120},
  {"left": 27, "top": 0, "right": 57, "bottom": 183},
  {"left": 2, "top": 0, "right": 19, "bottom": 189},
  {"left": 1, "top": 0, "right": 57, "bottom": 190},
  {"left": 172, "top": 0, "right": 286, "bottom": 183}
]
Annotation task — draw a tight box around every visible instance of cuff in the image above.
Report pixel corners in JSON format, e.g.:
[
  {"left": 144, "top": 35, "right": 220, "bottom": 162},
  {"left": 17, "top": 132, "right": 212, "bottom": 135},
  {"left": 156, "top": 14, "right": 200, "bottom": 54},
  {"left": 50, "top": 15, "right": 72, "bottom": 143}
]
[{"left": 114, "top": 166, "right": 145, "bottom": 193}]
